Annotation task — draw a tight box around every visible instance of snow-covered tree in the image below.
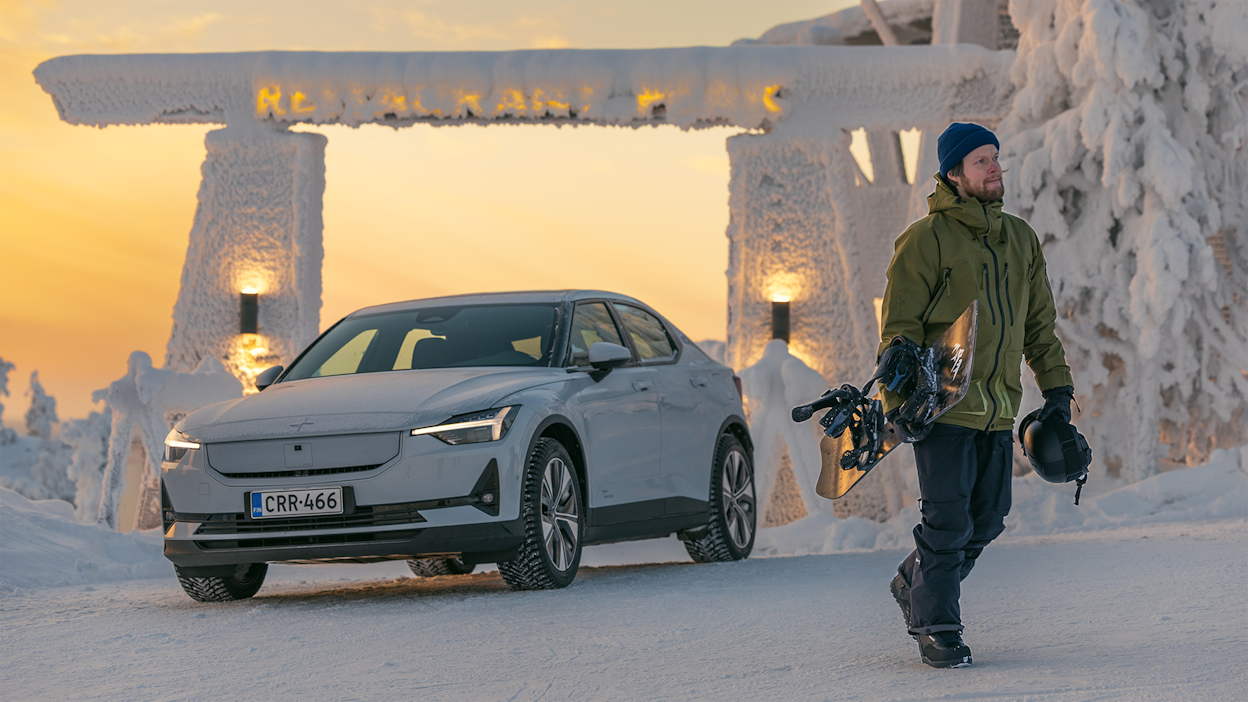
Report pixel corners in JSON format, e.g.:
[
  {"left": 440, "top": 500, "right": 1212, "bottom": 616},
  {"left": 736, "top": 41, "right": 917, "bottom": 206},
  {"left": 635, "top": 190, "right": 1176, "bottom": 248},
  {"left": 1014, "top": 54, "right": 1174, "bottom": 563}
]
[
  {"left": 60, "top": 409, "right": 112, "bottom": 523},
  {"left": 31, "top": 439, "right": 75, "bottom": 504},
  {"left": 0, "top": 357, "right": 15, "bottom": 445},
  {"left": 1000, "top": 0, "right": 1248, "bottom": 481},
  {"left": 24, "top": 371, "right": 58, "bottom": 440}
]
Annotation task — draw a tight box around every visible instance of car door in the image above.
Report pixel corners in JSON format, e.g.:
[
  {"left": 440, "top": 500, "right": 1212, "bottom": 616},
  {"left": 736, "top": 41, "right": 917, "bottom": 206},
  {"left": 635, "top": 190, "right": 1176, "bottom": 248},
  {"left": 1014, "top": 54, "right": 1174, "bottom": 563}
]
[
  {"left": 565, "top": 301, "right": 665, "bottom": 521},
  {"left": 611, "top": 303, "right": 716, "bottom": 516}
]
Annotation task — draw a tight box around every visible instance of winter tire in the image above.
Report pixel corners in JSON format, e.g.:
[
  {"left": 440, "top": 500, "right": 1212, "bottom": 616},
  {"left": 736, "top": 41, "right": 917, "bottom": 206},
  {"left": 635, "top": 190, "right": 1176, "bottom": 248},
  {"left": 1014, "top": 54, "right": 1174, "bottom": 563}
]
[
  {"left": 498, "top": 438, "right": 583, "bottom": 591},
  {"left": 175, "top": 563, "right": 268, "bottom": 602},
  {"left": 406, "top": 557, "right": 475, "bottom": 577},
  {"left": 684, "top": 434, "right": 756, "bottom": 563}
]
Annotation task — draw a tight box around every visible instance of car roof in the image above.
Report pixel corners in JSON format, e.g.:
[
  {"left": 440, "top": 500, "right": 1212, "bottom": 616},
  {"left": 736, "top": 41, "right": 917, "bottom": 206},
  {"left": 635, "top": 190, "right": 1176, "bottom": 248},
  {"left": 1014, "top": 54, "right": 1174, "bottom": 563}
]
[{"left": 348, "top": 290, "right": 649, "bottom": 318}]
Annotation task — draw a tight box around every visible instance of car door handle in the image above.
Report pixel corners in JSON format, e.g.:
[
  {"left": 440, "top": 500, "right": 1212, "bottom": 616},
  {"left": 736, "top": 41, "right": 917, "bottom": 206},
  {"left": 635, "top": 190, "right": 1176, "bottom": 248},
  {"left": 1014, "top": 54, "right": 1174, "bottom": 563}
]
[
  {"left": 632, "top": 381, "right": 652, "bottom": 392},
  {"left": 690, "top": 376, "right": 709, "bottom": 388}
]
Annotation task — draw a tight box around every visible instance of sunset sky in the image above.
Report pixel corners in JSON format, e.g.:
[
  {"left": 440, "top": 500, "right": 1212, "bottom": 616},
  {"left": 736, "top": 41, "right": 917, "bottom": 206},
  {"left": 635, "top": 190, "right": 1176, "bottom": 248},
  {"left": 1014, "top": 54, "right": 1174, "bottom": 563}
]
[{"left": 0, "top": 0, "right": 857, "bottom": 421}]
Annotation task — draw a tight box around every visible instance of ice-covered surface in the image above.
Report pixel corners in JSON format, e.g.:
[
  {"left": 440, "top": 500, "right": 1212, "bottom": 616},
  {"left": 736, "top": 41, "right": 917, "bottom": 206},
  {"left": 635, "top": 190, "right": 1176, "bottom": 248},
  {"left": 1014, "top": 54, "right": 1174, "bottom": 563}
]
[{"left": 33, "top": 45, "right": 1014, "bottom": 131}]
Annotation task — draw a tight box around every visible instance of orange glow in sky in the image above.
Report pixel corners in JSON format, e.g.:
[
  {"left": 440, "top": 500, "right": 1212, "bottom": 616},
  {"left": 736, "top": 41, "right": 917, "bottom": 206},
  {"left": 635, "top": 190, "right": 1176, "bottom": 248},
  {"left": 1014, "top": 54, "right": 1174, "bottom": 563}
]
[{"left": 0, "top": 0, "right": 855, "bottom": 421}]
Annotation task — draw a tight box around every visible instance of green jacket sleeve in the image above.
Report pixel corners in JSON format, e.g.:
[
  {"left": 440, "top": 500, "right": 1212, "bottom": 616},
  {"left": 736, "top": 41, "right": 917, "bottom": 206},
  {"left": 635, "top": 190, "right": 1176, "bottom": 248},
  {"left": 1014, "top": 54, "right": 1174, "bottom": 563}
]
[
  {"left": 878, "top": 222, "right": 941, "bottom": 357},
  {"left": 877, "top": 223, "right": 941, "bottom": 412},
  {"left": 1022, "top": 231, "right": 1074, "bottom": 391}
]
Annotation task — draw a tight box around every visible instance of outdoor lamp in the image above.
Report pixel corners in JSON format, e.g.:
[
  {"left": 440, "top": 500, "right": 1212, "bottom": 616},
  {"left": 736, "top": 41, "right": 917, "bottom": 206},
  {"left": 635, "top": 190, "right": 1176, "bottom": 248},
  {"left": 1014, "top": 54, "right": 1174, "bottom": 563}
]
[
  {"left": 240, "top": 286, "right": 259, "bottom": 334},
  {"left": 772, "top": 294, "right": 790, "bottom": 342}
]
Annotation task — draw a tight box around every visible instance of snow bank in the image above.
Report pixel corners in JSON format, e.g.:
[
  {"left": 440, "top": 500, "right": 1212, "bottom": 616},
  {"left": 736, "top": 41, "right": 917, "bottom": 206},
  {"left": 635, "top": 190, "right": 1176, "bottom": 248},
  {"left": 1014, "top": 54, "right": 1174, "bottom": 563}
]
[
  {"left": 0, "top": 488, "right": 169, "bottom": 595},
  {"left": 756, "top": 446, "right": 1247, "bottom": 557}
]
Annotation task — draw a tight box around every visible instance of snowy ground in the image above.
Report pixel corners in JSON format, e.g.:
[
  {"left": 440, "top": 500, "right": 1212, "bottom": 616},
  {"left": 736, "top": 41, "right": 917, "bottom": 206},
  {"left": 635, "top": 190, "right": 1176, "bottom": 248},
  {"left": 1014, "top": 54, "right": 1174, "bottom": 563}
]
[
  {"left": 2, "top": 485, "right": 1246, "bottom": 700},
  {"left": 0, "top": 519, "right": 1243, "bottom": 701},
  {"left": 2, "top": 448, "right": 1245, "bottom": 699}
]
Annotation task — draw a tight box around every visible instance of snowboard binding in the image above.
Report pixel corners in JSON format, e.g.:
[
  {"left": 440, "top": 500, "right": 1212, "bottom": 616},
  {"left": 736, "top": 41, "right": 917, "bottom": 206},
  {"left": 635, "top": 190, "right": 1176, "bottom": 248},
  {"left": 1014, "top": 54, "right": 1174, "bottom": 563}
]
[
  {"left": 791, "top": 381, "right": 887, "bottom": 473},
  {"left": 790, "top": 301, "right": 979, "bottom": 500}
]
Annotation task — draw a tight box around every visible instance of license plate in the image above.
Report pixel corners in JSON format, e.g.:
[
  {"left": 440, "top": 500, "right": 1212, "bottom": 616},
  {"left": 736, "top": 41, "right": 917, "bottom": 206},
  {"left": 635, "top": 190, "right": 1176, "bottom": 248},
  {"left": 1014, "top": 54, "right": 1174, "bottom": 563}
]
[{"left": 250, "top": 488, "right": 343, "bottom": 519}]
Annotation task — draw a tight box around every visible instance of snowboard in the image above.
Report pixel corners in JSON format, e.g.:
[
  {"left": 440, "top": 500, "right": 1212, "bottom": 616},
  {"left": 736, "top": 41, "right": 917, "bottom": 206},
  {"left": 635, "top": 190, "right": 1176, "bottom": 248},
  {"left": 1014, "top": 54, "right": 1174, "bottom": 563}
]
[{"left": 814, "top": 300, "right": 978, "bottom": 499}]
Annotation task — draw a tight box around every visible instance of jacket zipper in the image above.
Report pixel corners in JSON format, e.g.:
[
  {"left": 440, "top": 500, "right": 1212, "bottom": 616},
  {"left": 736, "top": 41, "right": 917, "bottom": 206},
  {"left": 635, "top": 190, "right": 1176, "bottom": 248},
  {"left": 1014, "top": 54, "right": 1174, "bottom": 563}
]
[
  {"left": 982, "top": 264, "right": 995, "bottom": 325},
  {"left": 924, "top": 268, "right": 952, "bottom": 324},
  {"left": 982, "top": 205, "right": 1008, "bottom": 431},
  {"left": 1005, "top": 262, "right": 1014, "bottom": 326}
]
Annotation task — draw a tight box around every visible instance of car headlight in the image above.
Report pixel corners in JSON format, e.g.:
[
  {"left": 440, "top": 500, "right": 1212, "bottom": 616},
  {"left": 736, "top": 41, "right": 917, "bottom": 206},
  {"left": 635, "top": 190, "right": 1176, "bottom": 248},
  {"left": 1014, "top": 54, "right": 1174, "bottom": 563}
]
[
  {"left": 411, "top": 406, "right": 517, "bottom": 445},
  {"left": 163, "top": 429, "right": 201, "bottom": 464}
]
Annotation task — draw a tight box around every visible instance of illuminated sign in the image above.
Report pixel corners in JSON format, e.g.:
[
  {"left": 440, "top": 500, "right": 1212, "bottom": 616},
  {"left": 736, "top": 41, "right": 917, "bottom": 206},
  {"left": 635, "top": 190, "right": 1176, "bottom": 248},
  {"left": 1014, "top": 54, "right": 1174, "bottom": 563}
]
[{"left": 254, "top": 81, "right": 783, "bottom": 121}]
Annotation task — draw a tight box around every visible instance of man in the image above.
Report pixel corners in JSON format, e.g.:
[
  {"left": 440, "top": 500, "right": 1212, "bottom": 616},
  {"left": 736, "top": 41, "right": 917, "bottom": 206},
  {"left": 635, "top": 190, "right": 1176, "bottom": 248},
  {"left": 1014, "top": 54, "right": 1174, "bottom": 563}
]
[{"left": 878, "top": 122, "right": 1075, "bottom": 668}]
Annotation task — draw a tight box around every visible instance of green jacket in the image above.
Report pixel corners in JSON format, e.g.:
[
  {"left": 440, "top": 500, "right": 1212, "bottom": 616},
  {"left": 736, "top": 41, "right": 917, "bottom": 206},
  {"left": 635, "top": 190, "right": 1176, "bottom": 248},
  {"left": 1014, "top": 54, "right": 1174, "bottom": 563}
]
[{"left": 879, "top": 176, "right": 1073, "bottom": 432}]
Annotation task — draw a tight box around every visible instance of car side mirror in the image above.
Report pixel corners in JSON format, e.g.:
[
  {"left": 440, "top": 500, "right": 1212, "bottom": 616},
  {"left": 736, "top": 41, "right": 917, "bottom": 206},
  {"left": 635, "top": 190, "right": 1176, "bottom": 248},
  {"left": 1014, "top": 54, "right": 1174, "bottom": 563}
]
[
  {"left": 588, "top": 342, "right": 632, "bottom": 371},
  {"left": 255, "top": 365, "right": 284, "bottom": 391}
]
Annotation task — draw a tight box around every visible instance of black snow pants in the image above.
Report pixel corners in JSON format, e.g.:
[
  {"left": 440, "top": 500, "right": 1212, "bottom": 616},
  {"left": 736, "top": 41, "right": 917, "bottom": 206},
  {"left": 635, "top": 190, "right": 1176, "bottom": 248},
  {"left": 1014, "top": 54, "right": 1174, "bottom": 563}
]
[{"left": 897, "top": 423, "right": 1013, "bottom": 635}]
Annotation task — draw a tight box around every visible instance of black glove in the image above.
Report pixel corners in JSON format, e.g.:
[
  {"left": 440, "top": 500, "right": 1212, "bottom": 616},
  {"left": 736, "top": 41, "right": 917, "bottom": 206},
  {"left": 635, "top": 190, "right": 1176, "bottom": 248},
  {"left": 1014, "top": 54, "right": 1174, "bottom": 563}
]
[
  {"left": 871, "top": 336, "right": 921, "bottom": 394},
  {"left": 1038, "top": 385, "right": 1074, "bottom": 424}
]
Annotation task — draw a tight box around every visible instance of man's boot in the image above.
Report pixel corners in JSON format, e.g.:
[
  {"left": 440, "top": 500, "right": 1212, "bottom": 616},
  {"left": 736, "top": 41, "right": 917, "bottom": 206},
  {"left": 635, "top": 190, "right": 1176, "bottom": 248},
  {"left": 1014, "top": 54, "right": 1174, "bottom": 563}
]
[
  {"left": 917, "top": 631, "right": 972, "bottom": 668},
  {"left": 889, "top": 574, "right": 913, "bottom": 635}
]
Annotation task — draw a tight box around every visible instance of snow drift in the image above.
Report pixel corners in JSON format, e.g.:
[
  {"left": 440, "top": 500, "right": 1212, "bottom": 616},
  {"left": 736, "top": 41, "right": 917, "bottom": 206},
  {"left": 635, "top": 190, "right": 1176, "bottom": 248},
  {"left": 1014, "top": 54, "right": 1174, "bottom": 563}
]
[{"left": 0, "top": 488, "right": 169, "bottom": 594}]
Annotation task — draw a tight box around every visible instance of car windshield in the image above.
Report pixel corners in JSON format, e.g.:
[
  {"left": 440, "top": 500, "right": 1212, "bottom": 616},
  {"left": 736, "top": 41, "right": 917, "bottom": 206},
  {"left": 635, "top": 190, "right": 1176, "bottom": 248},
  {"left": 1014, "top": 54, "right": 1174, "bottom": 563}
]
[{"left": 284, "top": 304, "right": 559, "bottom": 380}]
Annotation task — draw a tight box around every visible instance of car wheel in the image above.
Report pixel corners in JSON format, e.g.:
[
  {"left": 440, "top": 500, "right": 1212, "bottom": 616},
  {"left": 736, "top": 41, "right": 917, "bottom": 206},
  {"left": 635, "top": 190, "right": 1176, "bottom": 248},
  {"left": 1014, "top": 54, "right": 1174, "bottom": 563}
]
[
  {"left": 406, "top": 557, "right": 475, "bottom": 577},
  {"left": 175, "top": 563, "right": 268, "bottom": 602},
  {"left": 498, "top": 438, "right": 583, "bottom": 591},
  {"left": 684, "top": 434, "right": 756, "bottom": 563}
]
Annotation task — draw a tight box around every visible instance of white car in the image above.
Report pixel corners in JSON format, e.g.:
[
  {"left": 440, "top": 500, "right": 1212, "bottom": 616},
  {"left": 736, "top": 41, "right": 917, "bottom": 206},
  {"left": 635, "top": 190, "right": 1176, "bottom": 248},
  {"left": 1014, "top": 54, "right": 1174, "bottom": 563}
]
[{"left": 162, "top": 291, "right": 755, "bottom": 601}]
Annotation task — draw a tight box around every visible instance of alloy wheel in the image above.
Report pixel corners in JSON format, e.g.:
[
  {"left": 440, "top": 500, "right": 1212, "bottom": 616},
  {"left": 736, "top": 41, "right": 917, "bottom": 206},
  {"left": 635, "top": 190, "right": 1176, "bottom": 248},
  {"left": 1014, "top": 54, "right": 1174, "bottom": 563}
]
[
  {"left": 720, "top": 449, "right": 755, "bottom": 549},
  {"left": 540, "top": 457, "right": 579, "bottom": 572}
]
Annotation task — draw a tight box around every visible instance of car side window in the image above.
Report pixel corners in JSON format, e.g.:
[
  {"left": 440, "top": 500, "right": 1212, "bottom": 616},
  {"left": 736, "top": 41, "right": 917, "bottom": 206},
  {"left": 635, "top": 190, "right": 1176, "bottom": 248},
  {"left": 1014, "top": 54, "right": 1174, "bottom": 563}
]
[
  {"left": 613, "top": 304, "right": 676, "bottom": 363},
  {"left": 567, "top": 302, "right": 626, "bottom": 367}
]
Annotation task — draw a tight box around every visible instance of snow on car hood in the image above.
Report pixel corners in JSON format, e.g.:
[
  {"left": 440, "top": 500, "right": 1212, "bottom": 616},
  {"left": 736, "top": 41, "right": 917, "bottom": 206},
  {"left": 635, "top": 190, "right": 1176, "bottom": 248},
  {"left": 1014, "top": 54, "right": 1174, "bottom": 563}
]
[{"left": 177, "top": 367, "right": 566, "bottom": 443}]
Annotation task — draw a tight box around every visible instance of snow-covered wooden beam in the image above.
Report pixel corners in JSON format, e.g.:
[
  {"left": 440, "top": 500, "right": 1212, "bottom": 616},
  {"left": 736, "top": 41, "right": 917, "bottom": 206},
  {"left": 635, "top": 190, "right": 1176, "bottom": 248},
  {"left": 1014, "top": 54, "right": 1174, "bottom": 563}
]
[{"left": 34, "top": 46, "right": 1013, "bottom": 131}]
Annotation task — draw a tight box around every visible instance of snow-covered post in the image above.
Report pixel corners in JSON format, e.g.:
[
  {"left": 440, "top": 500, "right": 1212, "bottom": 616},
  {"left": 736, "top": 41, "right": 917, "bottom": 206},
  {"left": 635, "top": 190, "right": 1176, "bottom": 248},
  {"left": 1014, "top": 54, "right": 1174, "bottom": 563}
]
[
  {"left": 94, "top": 352, "right": 243, "bottom": 530},
  {"left": 726, "top": 125, "right": 922, "bottom": 522},
  {"left": 165, "top": 123, "right": 326, "bottom": 392},
  {"left": 726, "top": 130, "right": 881, "bottom": 382}
]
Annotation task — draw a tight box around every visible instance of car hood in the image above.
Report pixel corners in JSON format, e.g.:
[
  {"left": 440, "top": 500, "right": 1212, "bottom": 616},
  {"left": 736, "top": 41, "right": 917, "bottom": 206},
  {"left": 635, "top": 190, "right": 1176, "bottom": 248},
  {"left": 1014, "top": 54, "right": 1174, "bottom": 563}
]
[{"left": 178, "top": 367, "right": 566, "bottom": 443}]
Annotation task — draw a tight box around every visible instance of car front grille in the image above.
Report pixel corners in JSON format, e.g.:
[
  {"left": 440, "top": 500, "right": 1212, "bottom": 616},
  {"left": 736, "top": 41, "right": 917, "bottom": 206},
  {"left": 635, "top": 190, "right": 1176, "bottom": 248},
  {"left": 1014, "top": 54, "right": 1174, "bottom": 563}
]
[
  {"left": 195, "top": 530, "right": 420, "bottom": 550},
  {"left": 214, "top": 463, "right": 384, "bottom": 480}
]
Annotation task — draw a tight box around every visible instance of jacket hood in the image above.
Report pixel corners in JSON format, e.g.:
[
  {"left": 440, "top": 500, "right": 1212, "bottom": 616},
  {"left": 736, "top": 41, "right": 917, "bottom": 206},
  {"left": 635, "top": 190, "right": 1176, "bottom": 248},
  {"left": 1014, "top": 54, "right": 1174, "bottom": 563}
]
[
  {"left": 177, "top": 367, "right": 566, "bottom": 443},
  {"left": 926, "top": 174, "right": 1005, "bottom": 243}
]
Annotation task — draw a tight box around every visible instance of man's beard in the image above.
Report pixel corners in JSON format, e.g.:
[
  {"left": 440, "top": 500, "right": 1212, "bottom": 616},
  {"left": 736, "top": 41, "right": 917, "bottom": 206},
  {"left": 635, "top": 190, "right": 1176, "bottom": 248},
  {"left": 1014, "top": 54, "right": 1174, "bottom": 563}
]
[{"left": 965, "top": 176, "right": 1004, "bottom": 202}]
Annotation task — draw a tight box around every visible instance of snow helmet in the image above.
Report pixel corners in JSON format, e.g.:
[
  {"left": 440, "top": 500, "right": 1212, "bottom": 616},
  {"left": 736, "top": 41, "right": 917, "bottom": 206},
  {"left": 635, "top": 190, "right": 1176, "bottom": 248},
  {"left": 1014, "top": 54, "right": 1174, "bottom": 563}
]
[{"left": 1019, "top": 409, "right": 1092, "bottom": 502}]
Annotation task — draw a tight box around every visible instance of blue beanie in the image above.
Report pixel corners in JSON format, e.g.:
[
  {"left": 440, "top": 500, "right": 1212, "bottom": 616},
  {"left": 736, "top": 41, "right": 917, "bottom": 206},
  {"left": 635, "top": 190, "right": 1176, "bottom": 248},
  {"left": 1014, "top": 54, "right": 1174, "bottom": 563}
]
[{"left": 937, "top": 123, "right": 999, "bottom": 179}]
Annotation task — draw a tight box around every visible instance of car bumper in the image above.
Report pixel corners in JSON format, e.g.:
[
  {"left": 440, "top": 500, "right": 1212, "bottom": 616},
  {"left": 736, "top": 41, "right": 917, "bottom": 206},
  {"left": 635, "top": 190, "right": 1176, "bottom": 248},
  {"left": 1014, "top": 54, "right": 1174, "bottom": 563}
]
[
  {"left": 162, "top": 407, "right": 538, "bottom": 569},
  {"left": 163, "top": 516, "right": 525, "bottom": 569}
]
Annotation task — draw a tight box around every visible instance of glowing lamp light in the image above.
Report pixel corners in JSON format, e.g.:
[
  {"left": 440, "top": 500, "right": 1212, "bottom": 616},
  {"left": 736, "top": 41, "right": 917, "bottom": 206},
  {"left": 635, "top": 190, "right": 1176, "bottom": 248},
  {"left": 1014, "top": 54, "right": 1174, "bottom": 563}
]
[
  {"left": 771, "top": 294, "right": 791, "bottom": 343},
  {"left": 249, "top": 346, "right": 268, "bottom": 358},
  {"left": 240, "top": 287, "right": 259, "bottom": 334}
]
